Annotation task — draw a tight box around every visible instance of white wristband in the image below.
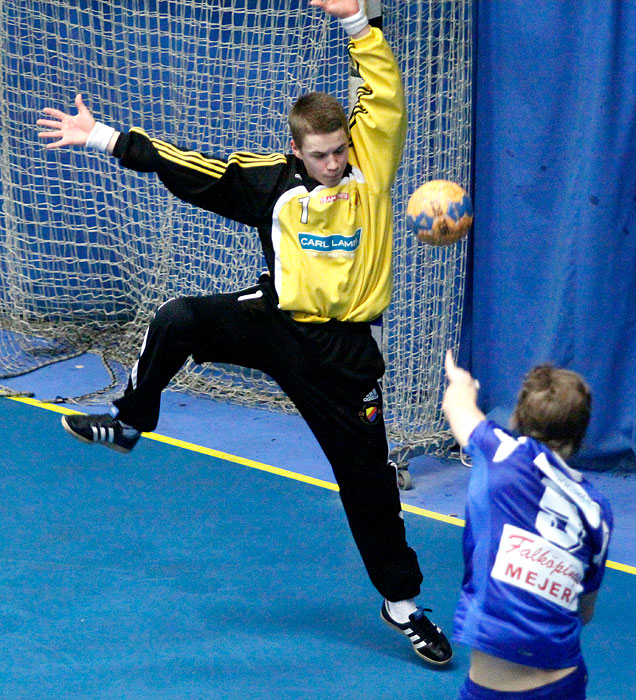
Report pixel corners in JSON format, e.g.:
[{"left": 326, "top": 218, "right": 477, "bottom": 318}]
[
  {"left": 86, "top": 121, "right": 116, "bottom": 152},
  {"left": 339, "top": 8, "right": 369, "bottom": 36}
]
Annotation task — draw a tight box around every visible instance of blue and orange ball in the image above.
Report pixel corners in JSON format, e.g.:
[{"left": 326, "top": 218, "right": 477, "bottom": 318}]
[{"left": 406, "top": 180, "right": 473, "bottom": 246}]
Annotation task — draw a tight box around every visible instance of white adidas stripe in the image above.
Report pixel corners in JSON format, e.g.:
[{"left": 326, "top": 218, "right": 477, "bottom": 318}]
[
  {"left": 404, "top": 626, "right": 439, "bottom": 648},
  {"left": 91, "top": 426, "right": 115, "bottom": 443}
]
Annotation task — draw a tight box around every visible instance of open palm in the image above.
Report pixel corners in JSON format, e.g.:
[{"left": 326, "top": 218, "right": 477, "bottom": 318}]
[{"left": 37, "top": 94, "right": 96, "bottom": 149}]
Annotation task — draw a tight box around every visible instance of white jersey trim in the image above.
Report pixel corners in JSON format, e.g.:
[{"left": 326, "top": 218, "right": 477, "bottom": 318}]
[{"left": 533, "top": 451, "right": 602, "bottom": 529}]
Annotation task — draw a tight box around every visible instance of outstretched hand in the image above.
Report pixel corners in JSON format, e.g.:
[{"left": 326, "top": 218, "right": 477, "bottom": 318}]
[
  {"left": 442, "top": 349, "right": 484, "bottom": 447},
  {"left": 444, "top": 349, "right": 477, "bottom": 389},
  {"left": 37, "top": 94, "right": 95, "bottom": 149},
  {"left": 309, "top": 0, "right": 361, "bottom": 19}
]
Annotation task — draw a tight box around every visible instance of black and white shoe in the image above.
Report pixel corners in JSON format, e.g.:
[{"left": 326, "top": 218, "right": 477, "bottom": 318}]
[
  {"left": 381, "top": 601, "right": 453, "bottom": 665},
  {"left": 61, "top": 413, "right": 141, "bottom": 454}
]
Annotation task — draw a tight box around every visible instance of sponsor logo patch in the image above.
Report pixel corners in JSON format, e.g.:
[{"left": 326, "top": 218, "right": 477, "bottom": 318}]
[
  {"left": 490, "top": 523, "right": 584, "bottom": 611},
  {"left": 365, "top": 406, "right": 378, "bottom": 422},
  {"left": 359, "top": 403, "right": 381, "bottom": 424},
  {"left": 320, "top": 192, "right": 350, "bottom": 204},
  {"left": 363, "top": 388, "right": 379, "bottom": 402},
  {"left": 359, "top": 387, "right": 382, "bottom": 425},
  {"left": 298, "top": 228, "right": 361, "bottom": 255}
]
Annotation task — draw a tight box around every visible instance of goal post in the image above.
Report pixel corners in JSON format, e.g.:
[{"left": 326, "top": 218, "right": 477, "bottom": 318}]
[{"left": 0, "top": 1, "right": 472, "bottom": 456}]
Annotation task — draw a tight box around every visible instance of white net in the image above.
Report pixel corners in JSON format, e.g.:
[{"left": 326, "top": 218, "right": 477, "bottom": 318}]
[{"left": 0, "top": 0, "right": 472, "bottom": 456}]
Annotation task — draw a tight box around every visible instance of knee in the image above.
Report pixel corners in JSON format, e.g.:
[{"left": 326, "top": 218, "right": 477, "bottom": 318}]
[{"left": 151, "top": 297, "right": 196, "bottom": 334}]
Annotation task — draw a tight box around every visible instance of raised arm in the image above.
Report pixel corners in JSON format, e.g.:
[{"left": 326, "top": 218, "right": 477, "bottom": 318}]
[
  {"left": 37, "top": 94, "right": 119, "bottom": 153},
  {"left": 325, "top": 2, "right": 404, "bottom": 192},
  {"left": 442, "top": 349, "right": 485, "bottom": 448},
  {"left": 39, "top": 93, "right": 289, "bottom": 228}
]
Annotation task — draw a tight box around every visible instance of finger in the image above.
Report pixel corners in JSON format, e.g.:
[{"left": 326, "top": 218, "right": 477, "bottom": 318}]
[
  {"left": 75, "top": 93, "right": 88, "bottom": 113},
  {"left": 36, "top": 118, "right": 63, "bottom": 128},
  {"left": 41, "top": 107, "right": 68, "bottom": 120},
  {"left": 445, "top": 349, "right": 456, "bottom": 376},
  {"left": 38, "top": 130, "right": 63, "bottom": 139}
]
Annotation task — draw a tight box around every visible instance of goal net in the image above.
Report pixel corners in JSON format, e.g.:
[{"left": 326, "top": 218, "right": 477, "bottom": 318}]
[{"left": 0, "top": 0, "right": 472, "bottom": 457}]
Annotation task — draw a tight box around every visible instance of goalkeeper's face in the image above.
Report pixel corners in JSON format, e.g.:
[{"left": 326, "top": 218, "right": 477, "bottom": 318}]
[{"left": 291, "top": 129, "right": 349, "bottom": 188}]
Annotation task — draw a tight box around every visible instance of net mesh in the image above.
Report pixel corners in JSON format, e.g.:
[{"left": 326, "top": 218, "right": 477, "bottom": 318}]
[{"left": 0, "top": 0, "right": 472, "bottom": 456}]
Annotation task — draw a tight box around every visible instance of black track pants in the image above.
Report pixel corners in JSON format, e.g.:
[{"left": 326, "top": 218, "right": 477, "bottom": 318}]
[{"left": 114, "top": 276, "right": 423, "bottom": 601}]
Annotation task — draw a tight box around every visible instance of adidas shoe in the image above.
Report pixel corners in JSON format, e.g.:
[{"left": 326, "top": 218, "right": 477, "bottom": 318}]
[
  {"left": 61, "top": 413, "right": 141, "bottom": 454},
  {"left": 381, "top": 601, "right": 453, "bottom": 665}
]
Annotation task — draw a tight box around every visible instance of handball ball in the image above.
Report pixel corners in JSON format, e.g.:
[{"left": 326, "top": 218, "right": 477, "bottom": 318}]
[{"left": 406, "top": 180, "right": 473, "bottom": 246}]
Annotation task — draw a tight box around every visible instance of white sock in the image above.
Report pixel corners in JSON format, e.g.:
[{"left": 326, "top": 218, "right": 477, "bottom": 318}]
[{"left": 386, "top": 598, "right": 417, "bottom": 623}]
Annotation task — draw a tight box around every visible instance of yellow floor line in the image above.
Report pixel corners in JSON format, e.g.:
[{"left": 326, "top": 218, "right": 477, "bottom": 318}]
[{"left": 8, "top": 395, "right": 635, "bottom": 576}]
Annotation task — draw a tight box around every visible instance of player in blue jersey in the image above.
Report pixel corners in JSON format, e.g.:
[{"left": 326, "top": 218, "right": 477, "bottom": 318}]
[{"left": 442, "top": 350, "right": 612, "bottom": 700}]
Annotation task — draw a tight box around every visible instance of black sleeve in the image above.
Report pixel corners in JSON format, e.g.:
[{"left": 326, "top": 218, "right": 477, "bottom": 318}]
[{"left": 113, "top": 129, "right": 290, "bottom": 227}]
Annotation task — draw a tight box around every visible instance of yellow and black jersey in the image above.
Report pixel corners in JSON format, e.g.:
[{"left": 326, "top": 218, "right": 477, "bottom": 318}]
[{"left": 113, "top": 27, "right": 406, "bottom": 323}]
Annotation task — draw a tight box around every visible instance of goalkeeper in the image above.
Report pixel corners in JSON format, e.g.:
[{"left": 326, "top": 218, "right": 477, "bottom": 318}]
[{"left": 38, "top": 0, "right": 452, "bottom": 666}]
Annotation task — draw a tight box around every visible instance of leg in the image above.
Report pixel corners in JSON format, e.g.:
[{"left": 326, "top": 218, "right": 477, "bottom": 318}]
[
  {"left": 63, "top": 275, "right": 301, "bottom": 447},
  {"left": 117, "top": 283, "right": 420, "bottom": 596},
  {"left": 270, "top": 321, "right": 423, "bottom": 601},
  {"left": 62, "top": 285, "right": 277, "bottom": 449},
  {"left": 268, "top": 320, "right": 452, "bottom": 664},
  {"left": 113, "top": 281, "right": 283, "bottom": 432}
]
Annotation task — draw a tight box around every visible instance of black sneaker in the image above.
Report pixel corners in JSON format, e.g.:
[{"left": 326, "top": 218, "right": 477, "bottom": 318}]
[
  {"left": 381, "top": 601, "right": 453, "bottom": 665},
  {"left": 61, "top": 413, "right": 141, "bottom": 454}
]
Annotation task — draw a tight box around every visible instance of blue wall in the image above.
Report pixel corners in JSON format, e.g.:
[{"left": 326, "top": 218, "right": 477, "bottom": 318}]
[{"left": 465, "top": 0, "right": 636, "bottom": 470}]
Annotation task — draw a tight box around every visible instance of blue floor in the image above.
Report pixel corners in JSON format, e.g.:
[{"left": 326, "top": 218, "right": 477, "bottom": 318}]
[
  {"left": 1, "top": 398, "right": 468, "bottom": 699},
  {"left": 2, "top": 353, "right": 635, "bottom": 568},
  {"left": 1, "top": 355, "right": 635, "bottom": 699}
]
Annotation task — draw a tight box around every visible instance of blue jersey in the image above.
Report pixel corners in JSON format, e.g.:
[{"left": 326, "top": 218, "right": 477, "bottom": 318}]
[{"left": 453, "top": 420, "right": 613, "bottom": 669}]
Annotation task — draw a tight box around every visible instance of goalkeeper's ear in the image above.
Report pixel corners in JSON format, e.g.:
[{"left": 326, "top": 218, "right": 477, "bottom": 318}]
[{"left": 290, "top": 139, "right": 302, "bottom": 160}]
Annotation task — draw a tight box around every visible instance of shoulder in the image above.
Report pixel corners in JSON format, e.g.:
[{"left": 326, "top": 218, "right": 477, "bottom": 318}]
[
  {"left": 227, "top": 151, "right": 290, "bottom": 168},
  {"left": 468, "top": 420, "right": 532, "bottom": 464}
]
